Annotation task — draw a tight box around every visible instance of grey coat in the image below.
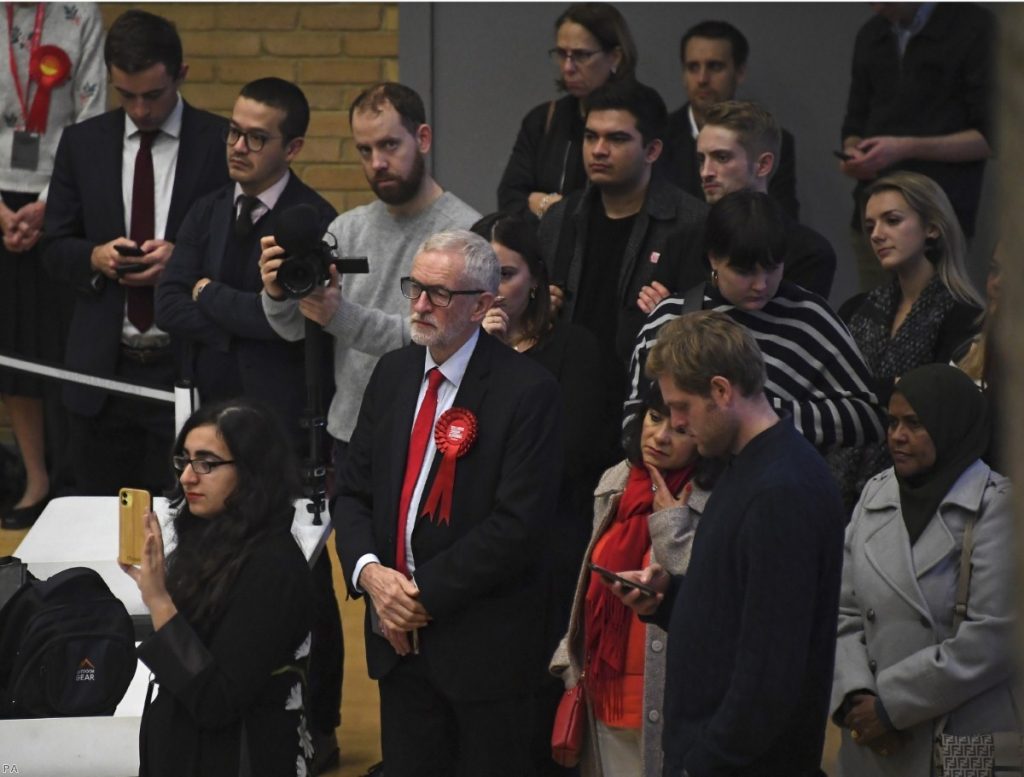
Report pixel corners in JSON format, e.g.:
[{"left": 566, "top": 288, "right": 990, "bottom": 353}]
[
  {"left": 832, "top": 460, "right": 1017, "bottom": 777},
  {"left": 549, "top": 460, "right": 710, "bottom": 777}
]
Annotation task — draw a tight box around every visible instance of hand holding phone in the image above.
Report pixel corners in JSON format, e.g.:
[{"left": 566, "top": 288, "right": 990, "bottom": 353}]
[
  {"left": 588, "top": 562, "right": 658, "bottom": 597},
  {"left": 119, "top": 487, "right": 152, "bottom": 566},
  {"left": 114, "top": 244, "right": 145, "bottom": 258},
  {"left": 833, "top": 149, "right": 853, "bottom": 162}
]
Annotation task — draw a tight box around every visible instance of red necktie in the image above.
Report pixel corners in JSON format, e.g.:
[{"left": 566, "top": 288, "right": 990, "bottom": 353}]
[
  {"left": 395, "top": 368, "right": 445, "bottom": 576},
  {"left": 126, "top": 130, "right": 159, "bottom": 333}
]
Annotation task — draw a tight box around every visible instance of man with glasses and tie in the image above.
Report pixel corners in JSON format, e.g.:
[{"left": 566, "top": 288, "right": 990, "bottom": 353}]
[
  {"left": 42, "top": 9, "right": 228, "bottom": 497},
  {"left": 154, "top": 76, "right": 341, "bottom": 774},
  {"left": 337, "top": 229, "right": 563, "bottom": 777}
]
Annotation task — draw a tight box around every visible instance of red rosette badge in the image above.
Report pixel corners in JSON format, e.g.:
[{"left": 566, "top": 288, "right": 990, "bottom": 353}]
[
  {"left": 419, "top": 408, "right": 478, "bottom": 526},
  {"left": 26, "top": 45, "right": 72, "bottom": 134}
]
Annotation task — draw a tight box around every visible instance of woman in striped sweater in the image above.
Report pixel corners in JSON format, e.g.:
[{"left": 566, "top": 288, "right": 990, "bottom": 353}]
[{"left": 626, "top": 191, "right": 885, "bottom": 462}]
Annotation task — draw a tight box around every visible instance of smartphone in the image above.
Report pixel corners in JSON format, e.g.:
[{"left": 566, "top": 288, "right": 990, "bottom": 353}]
[
  {"left": 114, "top": 244, "right": 145, "bottom": 257},
  {"left": 115, "top": 262, "right": 148, "bottom": 275},
  {"left": 833, "top": 149, "right": 853, "bottom": 162},
  {"left": 118, "top": 487, "right": 152, "bottom": 566},
  {"left": 588, "top": 562, "right": 658, "bottom": 597}
]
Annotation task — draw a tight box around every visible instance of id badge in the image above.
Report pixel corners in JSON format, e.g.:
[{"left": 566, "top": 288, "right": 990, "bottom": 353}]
[{"left": 11, "top": 130, "right": 41, "bottom": 171}]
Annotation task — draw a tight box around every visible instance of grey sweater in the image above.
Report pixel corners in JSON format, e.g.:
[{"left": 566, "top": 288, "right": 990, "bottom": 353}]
[{"left": 262, "top": 192, "right": 480, "bottom": 442}]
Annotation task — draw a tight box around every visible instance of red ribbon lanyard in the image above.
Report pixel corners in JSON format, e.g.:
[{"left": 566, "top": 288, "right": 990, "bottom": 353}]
[{"left": 6, "top": 3, "right": 46, "bottom": 129}]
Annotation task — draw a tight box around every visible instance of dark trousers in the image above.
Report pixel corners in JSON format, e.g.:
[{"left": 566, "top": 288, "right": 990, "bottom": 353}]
[
  {"left": 67, "top": 355, "right": 177, "bottom": 497},
  {"left": 379, "top": 654, "right": 537, "bottom": 777},
  {"left": 309, "top": 549, "right": 343, "bottom": 734}
]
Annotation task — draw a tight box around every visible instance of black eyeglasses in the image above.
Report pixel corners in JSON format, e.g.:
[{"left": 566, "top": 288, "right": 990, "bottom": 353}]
[
  {"left": 223, "top": 126, "right": 281, "bottom": 152},
  {"left": 548, "top": 47, "right": 603, "bottom": 66},
  {"left": 172, "top": 455, "right": 236, "bottom": 475},
  {"left": 400, "top": 277, "right": 484, "bottom": 308}
]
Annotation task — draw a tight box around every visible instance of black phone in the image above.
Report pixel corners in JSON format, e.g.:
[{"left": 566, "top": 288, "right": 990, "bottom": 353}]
[
  {"left": 588, "top": 562, "right": 658, "bottom": 597},
  {"left": 115, "top": 262, "right": 148, "bottom": 275},
  {"left": 833, "top": 149, "right": 853, "bottom": 162},
  {"left": 114, "top": 244, "right": 145, "bottom": 257}
]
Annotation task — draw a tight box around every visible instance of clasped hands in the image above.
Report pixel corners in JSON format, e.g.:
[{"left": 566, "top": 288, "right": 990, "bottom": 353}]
[
  {"left": 258, "top": 235, "right": 342, "bottom": 326},
  {"left": 844, "top": 692, "right": 904, "bottom": 758},
  {"left": 358, "top": 562, "right": 432, "bottom": 657},
  {"left": 0, "top": 199, "right": 44, "bottom": 252},
  {"left": 839, "top": 136, "right": 910, "bottom": 181}
]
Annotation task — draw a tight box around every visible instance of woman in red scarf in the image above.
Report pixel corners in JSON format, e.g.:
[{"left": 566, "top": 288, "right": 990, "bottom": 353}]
[{"left": 550, "top": 386, "right": 719, "bottom": 776}]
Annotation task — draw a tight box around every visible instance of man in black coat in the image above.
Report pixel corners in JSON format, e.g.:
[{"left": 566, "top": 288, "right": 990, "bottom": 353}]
[
  {"left": 42, "top": 10, "right": 229, "bottom": 495},
  {"left": 153, "top": 78, "right": 342, "bottom": 772},
  {"left": 612, "top": 310, "right": 844, "bottom": 777},
  {"left": 337, "top": 230, "right": 563, "bottom": 776}
]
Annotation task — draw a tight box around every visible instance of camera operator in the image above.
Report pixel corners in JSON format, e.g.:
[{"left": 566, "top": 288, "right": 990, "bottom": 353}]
[
  {"left": 258, "top": 82, "right": 479, "bottom": 492},
  {"left": 153, "top": 78, "right": 343, "bottom": 774}
]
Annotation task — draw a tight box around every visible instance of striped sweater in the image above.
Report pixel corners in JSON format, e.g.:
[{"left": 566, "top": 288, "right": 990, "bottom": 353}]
[{"left": 626, "top": 281, "right": 885, "bottom": 450}]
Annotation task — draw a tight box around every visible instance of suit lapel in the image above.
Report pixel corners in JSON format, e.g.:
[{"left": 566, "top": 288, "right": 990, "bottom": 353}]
[
  {"left": 389, "top": 349, "right": 427, "bottom": 523},
  {"left": 208, "top": 187, "right": 234, "bottom": 280},
  {"left": 168, "top": 102, "right": 216, "bottom": 238},
  {"left": 911, "top": 510, "right": 956, "bottom": 578},
  {"left": 101, "top": 111, "right": 127, "bottom": 235}
]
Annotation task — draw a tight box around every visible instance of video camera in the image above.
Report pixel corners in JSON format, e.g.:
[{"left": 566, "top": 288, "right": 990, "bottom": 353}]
[{"left": 274, "top": 203, "right": 369, "bottom": 298}]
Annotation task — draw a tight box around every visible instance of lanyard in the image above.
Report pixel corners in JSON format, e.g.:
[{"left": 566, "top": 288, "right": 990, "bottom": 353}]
[{"left": 6, "top": 3, "right": 46, "bottom": 128}]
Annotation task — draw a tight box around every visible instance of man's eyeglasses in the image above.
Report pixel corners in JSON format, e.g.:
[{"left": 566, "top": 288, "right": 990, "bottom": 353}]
[
  {"left": 400, "top": 277, "right": 485, "bottom": 308},
  {"left": 223, "top": 126, "right": 281, "bottom": 152},
  {"left": 172, "top": 456, "right": 236, "bottom": 475},
  {"left": 548, "top": 47, "right": 602, "bottom": 66}
]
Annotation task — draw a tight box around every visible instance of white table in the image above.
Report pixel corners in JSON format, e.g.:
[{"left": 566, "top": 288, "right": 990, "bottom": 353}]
[{"left": 0, "top": 496, "right": 332, "bottom": 776}]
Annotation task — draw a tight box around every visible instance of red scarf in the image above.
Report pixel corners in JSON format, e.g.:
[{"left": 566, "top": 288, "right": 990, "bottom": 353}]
[{"left": 583, "top": 463, "right": 693, "bottom": 720}]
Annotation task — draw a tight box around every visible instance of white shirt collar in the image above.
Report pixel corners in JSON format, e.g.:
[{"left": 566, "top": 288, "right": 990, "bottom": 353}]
[
  {"left": 687, "top": 104, "right": 700, "bottom": 140},
  {"left": 423, "top": 327, "right": 480, "bottom": 388},
  {"left": 233, "top": 169, "right": 291, "bottom": 211},
  {"left": 124, "top": 92, "right": 184, "bottom": 140}
]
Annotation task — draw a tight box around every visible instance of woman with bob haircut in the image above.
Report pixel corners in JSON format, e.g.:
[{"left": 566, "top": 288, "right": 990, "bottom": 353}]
[
  {"left": 122, "top": 398, "right": 315, "bottom": 777},
  {"left": 497, "top": 3, "right": 637, "bottom": 220}
]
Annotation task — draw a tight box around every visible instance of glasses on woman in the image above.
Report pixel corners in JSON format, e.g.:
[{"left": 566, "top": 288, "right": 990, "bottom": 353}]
[
  {"left": 222, "top": 126, "right": 281, "bottom": 152},
  {"left": 400, "top": 277, "right": 484, "bottom": 308},
  {"left": 548, "top": 47, "right": 602, "bottom": 66},
  {"left": 172, "top": 456, "right": 236, "bottom": 475}
]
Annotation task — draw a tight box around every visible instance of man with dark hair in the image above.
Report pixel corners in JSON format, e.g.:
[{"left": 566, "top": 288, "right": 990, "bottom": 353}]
[
  {"left": 538, "top": 78, "right": 706, "bottom": 374},
  {"left": 260, "top": 81, "right": 479, "bottom": 509},
  {"left": 42, "top": 9, "right": 228, "bottom": 496},
  {"left": 612, "top": 309, "right": 844, "bottom": 777},
  {"left": 153, "top": 76, "right": 341, "bottom": 774},
  {"left": 840, "top": 2, "right": 994, "bottom": 291},
  {"left": 659, "top": 20, "right": 800, "bottom": 220}
]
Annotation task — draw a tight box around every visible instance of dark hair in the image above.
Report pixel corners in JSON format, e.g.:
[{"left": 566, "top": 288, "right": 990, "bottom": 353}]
[
  {"left": 680, "top": 20, "right": 749, "bottom": 69},
  {"left": 622, "top": 384, "right": 725, "bottom": 490},
  {"left": 702, "top": 101, "right": 781, "bottom": 177},
  {"left": 471, "top": 212, "right": 551, "bottom": 342},
  {"left": 586, "top": 79, "right": 668, "bottom": 145},
  {"left": 555, "top": 3, "right": 638, "bottom": 88},
  {"left": 164, "top": 399, "right": 302, "bottom": 634},
  {"left": 704, "top": 190, "right": 787, "bottom": 272},
  {"left": 349, "top": 82, "right": 427, "bottom": 136},
  {"left": 104, "top": 10, "right": 183, "bottom": 78},
  {"left": 239, "top": 77, "right": 310, "bottom": 141}
]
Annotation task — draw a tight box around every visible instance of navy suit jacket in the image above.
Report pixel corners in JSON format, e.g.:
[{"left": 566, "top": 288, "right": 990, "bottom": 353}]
[
  {"left": 154, "top": 173, "right": 336, "bottom": 431},
  {"left": 42, "top": 103, "right": 230, "bottom": 416},
  {"left": 337, "top": 333, "right": 564, "bottom": 700}
]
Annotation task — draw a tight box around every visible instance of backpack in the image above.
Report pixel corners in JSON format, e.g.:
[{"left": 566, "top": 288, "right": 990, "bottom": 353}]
[{"left": 0, "top": 565, "right": 136, "bottom": 718}]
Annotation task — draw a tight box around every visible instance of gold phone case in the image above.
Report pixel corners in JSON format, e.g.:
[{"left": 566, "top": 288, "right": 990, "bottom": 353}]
[{"left": 118, "top": 488, "right": 151, "bottom": 566}]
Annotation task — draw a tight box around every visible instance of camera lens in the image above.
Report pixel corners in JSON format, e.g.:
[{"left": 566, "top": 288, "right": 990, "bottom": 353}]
[{"left": 277, "top": 256, "right": 319, "bottom": 299}]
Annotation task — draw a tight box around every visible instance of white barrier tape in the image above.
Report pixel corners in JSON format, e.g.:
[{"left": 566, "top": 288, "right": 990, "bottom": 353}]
[{"left": 0, "top": 353, "right": 176, "bottom": 404}]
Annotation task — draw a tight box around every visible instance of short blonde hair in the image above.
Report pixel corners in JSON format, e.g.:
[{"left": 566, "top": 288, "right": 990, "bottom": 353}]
[{"left": 646, "top": 310, "right": 765, "bottom": 398}]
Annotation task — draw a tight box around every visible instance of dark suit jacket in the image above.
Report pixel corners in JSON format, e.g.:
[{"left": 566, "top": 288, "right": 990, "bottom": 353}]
[
  {"left": 659, "top": 102, "right": 800, "bottom": 222},
  {"left": 41, "top": 103, "right": 230, "bottom": 416},
  {"left": 337, "top": 333, "right": 563, "bottom": 701},
  {"left": 154, "top": 173, "right": 337, "bottom": 431}
]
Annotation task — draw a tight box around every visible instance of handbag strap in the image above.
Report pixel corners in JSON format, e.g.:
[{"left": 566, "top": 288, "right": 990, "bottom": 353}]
[{"left": 952, "top": 515, "right": 977, "bottom": 633}]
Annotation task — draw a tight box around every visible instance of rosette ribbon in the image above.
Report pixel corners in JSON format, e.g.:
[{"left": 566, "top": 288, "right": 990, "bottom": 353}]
[
  {"left": 420, "top": 408, "right": 478, "bottom": 526},
  {"left": 26, "top": 45, "right": 72, "bottom": 133}
]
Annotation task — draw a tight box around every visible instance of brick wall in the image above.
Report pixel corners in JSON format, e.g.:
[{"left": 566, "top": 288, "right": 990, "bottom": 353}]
[{"left": 98, "top": 2, "right": 399, "bottom": 212}]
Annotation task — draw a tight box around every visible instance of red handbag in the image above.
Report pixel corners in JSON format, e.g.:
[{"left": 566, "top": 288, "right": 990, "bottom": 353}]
[{"left": 551, "top": 682, "right": 586, "bottom": 767}]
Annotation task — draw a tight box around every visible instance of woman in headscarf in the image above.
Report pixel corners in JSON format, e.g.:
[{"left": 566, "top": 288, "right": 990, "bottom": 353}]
[{"left": 831, "top": 364, "right": 1017, "bottom": 776}]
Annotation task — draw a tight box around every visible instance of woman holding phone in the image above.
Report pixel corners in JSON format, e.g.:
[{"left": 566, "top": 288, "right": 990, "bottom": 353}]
[
  {"left": 550, "top": 387, "right": 718, "bottom": 777},
  {"left": 121, "top": 399, "right": 314, "bottom": 776}
]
